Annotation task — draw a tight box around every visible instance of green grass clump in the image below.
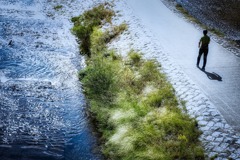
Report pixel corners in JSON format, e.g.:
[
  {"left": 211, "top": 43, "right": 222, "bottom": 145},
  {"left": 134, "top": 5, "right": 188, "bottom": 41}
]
[
  {"left": 90, "top": 23, "right": 128, "bottom": 56},
  {"left": 139, "top": 60, "right": 162, "bottom": 82},
  {"left": 143, "top": 86, "right": 178, "bottom": 108},
  {"left": 90, "top": 27, "right": 107, "bottom": 55},
  {"left": 79, "top": 57, "right": 118, "bottom": 103},
  {"left": 72, "top": 4, "right": 205, "bottom": 160},
  {"left": 104, "top": 23, "right": 128, "bottom": 43},
  {"left": 71, "top": 4, "right": 115, "bottom": 57},
  {"left": 53, "top": 5, "right": 63, "bottom": 10},
  {"left": 128, "top": 49, "right": 142, "bottom": 66},
  {"left": 176, "top": 4, "right": 189, "bottom": 16}
]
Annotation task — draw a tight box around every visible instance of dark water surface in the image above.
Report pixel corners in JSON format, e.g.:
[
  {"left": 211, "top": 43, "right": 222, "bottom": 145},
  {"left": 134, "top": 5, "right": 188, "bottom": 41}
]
[{"left": 0, "top": 0, "right": 102, "bottom": 159}]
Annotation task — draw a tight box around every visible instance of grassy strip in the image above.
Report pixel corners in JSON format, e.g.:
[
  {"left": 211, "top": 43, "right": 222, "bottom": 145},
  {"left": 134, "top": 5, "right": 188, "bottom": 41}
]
[
  {"left": 175, "top": 4, "right": 224, "bottom": 37},
  {"left": 72, "top": 4, "right": 205, "bottom": 160}
]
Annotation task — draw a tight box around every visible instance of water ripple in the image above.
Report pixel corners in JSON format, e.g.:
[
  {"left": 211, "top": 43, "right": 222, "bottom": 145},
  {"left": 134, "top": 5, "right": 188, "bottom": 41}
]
[{"left": 0, "top": 0, "right": 102, "bottom": 159}]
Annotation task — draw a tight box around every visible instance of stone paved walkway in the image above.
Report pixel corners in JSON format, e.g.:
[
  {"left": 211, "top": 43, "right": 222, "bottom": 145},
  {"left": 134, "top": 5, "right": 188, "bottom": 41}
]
[{"left": 110, "top": 0, "right": 240, "bottom": 159}]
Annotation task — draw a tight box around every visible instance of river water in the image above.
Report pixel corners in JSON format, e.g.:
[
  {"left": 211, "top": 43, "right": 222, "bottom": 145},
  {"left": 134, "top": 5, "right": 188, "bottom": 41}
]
[{"left": 0, "top": 0, "right": 102, "bottom": 159}]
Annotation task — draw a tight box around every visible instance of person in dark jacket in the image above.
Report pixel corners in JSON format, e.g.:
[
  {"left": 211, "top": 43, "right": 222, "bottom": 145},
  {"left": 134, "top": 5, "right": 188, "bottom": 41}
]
[{"left": 197, "top": 30, "right": 210, "bottom": 70}]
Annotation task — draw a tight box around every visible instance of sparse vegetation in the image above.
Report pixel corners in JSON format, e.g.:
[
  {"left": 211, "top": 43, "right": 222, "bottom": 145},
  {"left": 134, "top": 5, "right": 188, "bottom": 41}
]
[
  {"left": 73, "top": 4, "right": 205, "bottom": 160},
  {"left": 176, "top": 4, "right": 200, "bottom": 24},
  {"left": 208, "top": 28, "right": 224, "bottom": 37},
  {"left": 176, "top": 3, "right": 224, "bottom": 37},
  {"left": 53, "top": 5, "right": 63, "bottom": 10}
]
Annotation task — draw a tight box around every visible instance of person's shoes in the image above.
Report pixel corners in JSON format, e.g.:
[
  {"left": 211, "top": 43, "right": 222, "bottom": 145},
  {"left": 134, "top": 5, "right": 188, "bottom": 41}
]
[{"left": 202, "top": 67, "right": 205, "bottom": 71}]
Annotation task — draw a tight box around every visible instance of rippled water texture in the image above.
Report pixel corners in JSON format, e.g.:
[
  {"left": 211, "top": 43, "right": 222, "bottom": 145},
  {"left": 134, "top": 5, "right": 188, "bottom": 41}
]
[{"left": 0, "top": 0, "right": 102, "bottom": 159}]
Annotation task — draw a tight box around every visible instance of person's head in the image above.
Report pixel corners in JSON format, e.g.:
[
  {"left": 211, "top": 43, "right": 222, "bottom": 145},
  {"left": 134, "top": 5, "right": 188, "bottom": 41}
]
[{"left": 203, "top": 30, "right": 208, "bottom": 35}]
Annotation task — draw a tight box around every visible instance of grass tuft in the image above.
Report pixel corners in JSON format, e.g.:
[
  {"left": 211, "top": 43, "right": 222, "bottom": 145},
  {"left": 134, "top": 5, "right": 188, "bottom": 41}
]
[
  {"left": 53, "top": 5, "right": 63, "bottom": 10},
  {"left": 79, "top": 56, "right": 119, "bottom": 103}
]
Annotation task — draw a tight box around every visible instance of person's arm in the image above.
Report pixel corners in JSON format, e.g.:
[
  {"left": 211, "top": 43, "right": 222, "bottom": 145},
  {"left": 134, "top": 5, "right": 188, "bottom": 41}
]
[{"left": 198, "top": 38, "right": 202, "bottom": 48}]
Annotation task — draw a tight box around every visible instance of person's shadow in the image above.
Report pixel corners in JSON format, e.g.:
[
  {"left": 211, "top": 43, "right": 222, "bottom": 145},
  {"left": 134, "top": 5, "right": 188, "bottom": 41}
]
[{"left": 198, "top": 67, "right": 222, "bottom": 81}]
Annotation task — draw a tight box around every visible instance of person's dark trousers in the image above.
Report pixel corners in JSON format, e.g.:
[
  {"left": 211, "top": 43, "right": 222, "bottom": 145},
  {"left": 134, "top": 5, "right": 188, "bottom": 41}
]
[{"left": 197, "top": 48, "right": 208, "bottom": 69}]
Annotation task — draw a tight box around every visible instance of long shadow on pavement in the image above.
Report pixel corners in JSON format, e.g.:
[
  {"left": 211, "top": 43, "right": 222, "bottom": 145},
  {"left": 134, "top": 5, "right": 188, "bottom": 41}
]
[{"left": 198, "top": 67, "right": 222, "bottom": 81}]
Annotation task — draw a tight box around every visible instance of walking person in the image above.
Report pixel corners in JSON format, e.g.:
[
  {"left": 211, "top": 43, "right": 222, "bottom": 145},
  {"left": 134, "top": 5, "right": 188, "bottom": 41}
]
[{"left": 197, "top": 30, "right": 210, "bottom": 70}]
